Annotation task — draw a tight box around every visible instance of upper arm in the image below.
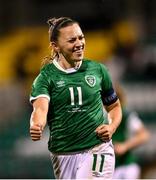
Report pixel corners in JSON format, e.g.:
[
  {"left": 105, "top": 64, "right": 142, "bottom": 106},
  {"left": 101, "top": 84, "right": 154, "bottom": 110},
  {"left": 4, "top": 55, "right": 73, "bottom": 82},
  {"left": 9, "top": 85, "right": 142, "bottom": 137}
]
[
  {"left": 105, "top": 99, "right": 121, "bottom": 112},
  {"left": 30, "top": 70, "right": 51, "bottom": 104},
  {"left": 100, "top": 64, "right": 118, "bottom": 106}
]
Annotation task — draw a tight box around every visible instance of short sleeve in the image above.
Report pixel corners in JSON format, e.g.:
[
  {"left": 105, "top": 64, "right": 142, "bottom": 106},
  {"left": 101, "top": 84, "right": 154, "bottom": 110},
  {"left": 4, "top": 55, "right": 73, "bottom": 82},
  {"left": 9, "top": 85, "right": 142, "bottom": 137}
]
[
  {"left": 100, "top": 64, "right": 118, "bottom": 105},
  {"left": 30, "top": 71, "right": 51, "bottom": 103}
]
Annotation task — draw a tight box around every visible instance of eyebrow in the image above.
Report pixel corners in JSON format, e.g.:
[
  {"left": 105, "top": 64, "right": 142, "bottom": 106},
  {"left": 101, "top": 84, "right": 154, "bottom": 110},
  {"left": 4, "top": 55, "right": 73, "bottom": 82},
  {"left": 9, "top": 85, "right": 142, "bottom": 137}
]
[{"left": 67, "top": 34, "right": 84, "bottom": 40}]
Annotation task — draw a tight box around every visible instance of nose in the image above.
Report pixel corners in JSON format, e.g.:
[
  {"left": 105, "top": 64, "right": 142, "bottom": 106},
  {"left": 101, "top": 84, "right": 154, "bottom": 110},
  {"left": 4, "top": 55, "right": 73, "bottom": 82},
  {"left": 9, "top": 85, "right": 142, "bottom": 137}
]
[{"left": 75, "top": 39, "right": 84, "bottom": 47}]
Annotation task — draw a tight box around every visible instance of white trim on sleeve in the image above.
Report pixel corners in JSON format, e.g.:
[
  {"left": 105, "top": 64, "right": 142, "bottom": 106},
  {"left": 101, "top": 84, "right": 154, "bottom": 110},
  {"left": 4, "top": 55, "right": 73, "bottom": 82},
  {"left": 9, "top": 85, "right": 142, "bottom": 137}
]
[{"left": 30, "top": 94, "right": 50, "bottom": 103}]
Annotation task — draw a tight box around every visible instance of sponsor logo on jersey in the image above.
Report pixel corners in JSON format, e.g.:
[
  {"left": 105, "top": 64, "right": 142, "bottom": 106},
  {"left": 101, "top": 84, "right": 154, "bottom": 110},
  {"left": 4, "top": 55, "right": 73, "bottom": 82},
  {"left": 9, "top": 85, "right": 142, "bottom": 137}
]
[
  {"left": 85, "top": 75, "right": 96, "bottom": 87},
  {"left": 56, "top": 80, "right": 65, "bottom": 87}
]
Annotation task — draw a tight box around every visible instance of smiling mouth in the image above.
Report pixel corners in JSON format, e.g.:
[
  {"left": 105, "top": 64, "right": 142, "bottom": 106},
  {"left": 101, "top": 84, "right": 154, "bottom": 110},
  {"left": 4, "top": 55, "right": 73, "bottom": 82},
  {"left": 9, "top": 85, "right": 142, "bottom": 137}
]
[
  {"left": 75, "top": 50, "right": 83, "bottom": 54},
  {"left": 73, "top": 46, "right": 84, "bottom": 54}
]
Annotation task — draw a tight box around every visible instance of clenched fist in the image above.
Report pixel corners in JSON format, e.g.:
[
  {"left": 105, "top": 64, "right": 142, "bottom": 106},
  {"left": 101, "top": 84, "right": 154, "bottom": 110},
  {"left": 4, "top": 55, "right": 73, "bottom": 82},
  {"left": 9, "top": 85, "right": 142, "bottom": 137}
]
[
  {"left": 95, "top": 124, "right": 115, "bottom": 142},
  {"left": 30, "top": 123, "right": 43, "bottom": 141}
]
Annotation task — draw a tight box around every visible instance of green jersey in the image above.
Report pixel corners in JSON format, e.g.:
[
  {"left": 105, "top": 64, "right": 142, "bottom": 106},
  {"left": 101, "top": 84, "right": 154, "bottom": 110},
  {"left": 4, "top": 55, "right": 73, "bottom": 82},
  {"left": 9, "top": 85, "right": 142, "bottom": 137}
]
[{"left": 30, "top": 59, "right": 118, "bottom": 153}]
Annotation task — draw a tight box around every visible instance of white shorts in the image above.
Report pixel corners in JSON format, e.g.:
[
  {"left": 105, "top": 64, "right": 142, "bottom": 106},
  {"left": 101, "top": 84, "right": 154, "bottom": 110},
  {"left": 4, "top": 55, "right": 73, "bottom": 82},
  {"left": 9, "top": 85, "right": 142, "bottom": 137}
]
[
  {"left": 113, "top": 163, "right": 141, "bottom": 179},
  {"left": 50, "top": 141, "right": 115, "bottom": 179}
]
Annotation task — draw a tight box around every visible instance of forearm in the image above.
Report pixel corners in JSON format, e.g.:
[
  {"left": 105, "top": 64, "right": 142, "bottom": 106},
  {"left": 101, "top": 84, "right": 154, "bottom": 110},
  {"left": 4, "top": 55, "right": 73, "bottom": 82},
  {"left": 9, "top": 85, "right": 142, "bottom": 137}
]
[
  {"left": 107, "top": 99, "right": 122, "bottom": 134},
  {"left": 96, "top": 100, "right": 122, "bottom": 141},
  {"left": 30, "top": 98, "right": 49, "bottom": 141},
  {"left": 30, "top": 107, "right": 47, "bottom": 129}
]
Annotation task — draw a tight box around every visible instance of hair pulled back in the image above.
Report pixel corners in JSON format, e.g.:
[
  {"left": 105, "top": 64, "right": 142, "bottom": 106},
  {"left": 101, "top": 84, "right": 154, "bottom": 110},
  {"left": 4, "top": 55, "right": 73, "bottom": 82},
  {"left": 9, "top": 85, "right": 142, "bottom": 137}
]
[{"left": 42, "top": 17, "right": 78, "bottom": 65}]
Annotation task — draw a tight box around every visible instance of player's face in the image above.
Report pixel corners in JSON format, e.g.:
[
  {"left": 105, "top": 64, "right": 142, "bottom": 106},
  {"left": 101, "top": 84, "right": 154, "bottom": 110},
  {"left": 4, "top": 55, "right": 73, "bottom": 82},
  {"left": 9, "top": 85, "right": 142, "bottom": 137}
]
[{"left": 56, "top": 23, "right": 85, "bottom": 63}]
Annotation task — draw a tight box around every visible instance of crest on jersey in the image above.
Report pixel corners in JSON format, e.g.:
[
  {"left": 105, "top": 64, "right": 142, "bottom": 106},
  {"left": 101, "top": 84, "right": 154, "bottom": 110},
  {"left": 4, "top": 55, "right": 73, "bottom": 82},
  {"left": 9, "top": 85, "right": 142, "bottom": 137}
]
[{"left": 85, "top": 75, "right": 96, "bottom": 87}]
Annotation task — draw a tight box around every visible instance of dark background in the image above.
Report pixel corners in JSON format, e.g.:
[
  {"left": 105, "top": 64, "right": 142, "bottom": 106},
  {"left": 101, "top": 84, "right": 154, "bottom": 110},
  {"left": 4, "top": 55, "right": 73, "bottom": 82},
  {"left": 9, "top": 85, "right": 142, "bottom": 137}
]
[{"left": 0, "top": 0, "right": 156, "bottom": 178}]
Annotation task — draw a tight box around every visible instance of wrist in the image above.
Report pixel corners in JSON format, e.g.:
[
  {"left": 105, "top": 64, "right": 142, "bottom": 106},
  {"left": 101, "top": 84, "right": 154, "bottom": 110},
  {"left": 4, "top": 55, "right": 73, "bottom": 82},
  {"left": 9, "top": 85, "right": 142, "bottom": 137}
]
[{"left": 110, "top": 123, "right": 117, "bottom": 134}]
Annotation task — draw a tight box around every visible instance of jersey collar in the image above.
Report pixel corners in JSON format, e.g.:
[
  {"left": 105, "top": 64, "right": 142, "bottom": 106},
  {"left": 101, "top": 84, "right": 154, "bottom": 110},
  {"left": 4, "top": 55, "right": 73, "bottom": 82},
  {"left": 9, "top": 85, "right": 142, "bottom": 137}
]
[{"left": 53, "top": 59, "right": 82, "bottom": 74}]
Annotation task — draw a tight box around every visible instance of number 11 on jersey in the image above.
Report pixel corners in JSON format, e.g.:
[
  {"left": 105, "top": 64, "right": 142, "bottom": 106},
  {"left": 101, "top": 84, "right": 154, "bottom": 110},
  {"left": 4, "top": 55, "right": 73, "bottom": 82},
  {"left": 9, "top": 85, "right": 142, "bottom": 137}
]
[{"left": 69, "top": 87, "right": 82, "bottom": 106}]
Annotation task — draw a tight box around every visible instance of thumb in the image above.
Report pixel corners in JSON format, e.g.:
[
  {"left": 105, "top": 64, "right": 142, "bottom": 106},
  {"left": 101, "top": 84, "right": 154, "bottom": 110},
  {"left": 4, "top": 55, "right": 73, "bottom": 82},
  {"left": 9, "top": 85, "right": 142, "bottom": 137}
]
[{"left": 30, "top": 119, "right": 43, "bottom": 130}]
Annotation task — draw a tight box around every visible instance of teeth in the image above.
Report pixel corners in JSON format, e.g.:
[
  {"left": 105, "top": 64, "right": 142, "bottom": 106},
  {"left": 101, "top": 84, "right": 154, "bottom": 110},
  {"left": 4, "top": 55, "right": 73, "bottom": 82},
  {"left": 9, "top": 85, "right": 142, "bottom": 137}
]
[{"left": 74, "top": 47, "right": 83, "bottom": 51}]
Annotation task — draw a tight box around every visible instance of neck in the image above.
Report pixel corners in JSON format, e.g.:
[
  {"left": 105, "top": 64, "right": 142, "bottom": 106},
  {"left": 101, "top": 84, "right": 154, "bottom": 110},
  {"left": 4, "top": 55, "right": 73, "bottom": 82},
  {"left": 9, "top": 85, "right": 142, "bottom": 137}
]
[
  {"left": 60, "top": 60, "right": 81, "bottom": 70},
  {"left": 57, "top": 54, "right": 82, "bottom": 70}
]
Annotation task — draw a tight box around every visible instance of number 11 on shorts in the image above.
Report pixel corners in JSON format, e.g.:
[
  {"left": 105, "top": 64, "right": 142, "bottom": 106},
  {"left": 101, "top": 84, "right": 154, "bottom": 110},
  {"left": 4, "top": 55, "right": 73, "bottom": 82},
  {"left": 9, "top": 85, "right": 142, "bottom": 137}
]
[{"left": 92, "top": 154, "right": 105, "bottom": 173}]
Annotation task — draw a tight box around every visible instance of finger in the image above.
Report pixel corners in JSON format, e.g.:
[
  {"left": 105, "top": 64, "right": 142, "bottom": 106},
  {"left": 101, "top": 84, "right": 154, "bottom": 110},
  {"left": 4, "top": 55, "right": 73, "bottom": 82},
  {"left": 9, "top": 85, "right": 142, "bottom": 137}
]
[
  {"left": 102, "top": 135, "right": 112, "bottom": 141},
  {"left": 30, "top": 133, "right": 42, "bottom": 138},
  {"left": 30, "top": 130, "right": 42, "bottom": 136},
  {"left": 30, "top": 131, "right": 42, "bottom": 136},
  {"left": 31, "top": 137, "right": 41, "bottom": 141},
  {"left": 30, "top": 128, "right": 42, "bottom": 133},
  {"left": 96, "top": 129, "right": 108, "bottom": 136},
  {"left": 98, "top": 134, "right": 109, "bottom": 139},
  {"left": 97, "top": 130, "right": 111, "bottom": 138},
  {"left": 30, "top": 126, "right": 42, "bottom": 131},
  {"left": 95, "top": 125, "right": 104, "bottom": 131},
  {"left": 97, "top": 134, "right": 110, "bottom": 142},
  {"left": 95, "top": 125, "right": 109, "bottom": 133},
  {"left": 31, "top": 134, "right": 41, "bottom": 138}
]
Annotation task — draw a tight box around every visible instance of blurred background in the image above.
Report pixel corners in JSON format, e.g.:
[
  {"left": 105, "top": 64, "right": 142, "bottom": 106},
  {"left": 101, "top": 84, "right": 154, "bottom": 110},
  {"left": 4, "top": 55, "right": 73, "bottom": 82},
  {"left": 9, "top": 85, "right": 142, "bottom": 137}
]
[{"left": 0, "top": 0, "right": 156, "bottom": 178}]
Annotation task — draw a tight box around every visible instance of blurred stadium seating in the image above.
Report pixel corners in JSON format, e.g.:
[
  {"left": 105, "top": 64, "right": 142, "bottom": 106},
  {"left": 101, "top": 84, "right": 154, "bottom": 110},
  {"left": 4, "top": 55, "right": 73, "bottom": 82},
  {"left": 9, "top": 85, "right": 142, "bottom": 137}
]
[{"left": 0, "top": 0, "right": 156, "bottom": 178}]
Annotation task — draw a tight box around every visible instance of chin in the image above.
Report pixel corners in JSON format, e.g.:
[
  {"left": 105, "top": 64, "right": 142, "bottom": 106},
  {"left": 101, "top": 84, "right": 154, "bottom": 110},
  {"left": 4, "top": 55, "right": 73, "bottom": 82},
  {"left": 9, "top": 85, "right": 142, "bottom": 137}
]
[{"left": 74, "top": 55, "right": 83, "bottom": 62}]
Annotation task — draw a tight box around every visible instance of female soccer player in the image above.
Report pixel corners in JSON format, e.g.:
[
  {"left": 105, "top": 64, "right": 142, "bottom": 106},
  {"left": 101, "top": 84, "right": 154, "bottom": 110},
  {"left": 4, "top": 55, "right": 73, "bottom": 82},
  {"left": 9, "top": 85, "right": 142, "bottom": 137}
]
[{"left": 29, "top": 17, "right": 122, "bottom": 179}]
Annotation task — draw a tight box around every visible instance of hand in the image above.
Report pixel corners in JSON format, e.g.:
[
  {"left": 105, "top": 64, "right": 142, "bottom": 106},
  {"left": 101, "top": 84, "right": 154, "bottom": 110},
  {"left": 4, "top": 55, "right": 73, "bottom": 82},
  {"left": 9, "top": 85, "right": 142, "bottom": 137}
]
[
  {"left": 95, "top": 124, "right": 114, "bottom": 142},
  {"left": 30, "top": 124, "right": 43, "bottom": 141}
]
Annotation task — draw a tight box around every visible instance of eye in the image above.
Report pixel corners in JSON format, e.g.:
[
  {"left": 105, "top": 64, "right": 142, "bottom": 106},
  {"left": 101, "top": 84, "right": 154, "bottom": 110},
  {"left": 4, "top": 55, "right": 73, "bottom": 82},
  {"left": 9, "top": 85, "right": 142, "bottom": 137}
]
[
  {"left": 79, "top": 35, "right": 85, "bottom": 40},
  {"left": 68, "top": 38, "right": 76, "bottom": 43}
]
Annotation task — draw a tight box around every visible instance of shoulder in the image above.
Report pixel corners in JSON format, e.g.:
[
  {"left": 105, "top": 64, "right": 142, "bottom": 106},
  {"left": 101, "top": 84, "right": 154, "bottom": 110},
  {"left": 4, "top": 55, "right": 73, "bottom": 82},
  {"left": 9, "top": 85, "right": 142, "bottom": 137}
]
[
  {"left": 40, "top": 63, "right": 55, "bottom": 76},
  {"left": 83, "top": 58, "right": 108, "bottom": 71},
  {"left": 40, "top": 63, "right": 52, "bottom": 72},
  {"left": 36, "top": 63, "right": 56, "bottom": 83}
]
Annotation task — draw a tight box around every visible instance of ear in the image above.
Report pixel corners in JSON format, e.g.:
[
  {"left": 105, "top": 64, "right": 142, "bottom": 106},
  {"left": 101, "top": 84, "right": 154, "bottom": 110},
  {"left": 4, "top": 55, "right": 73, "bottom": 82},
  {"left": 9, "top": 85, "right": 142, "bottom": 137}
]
[{"left": 50, "top": 42, "right": 60, "bottom": 52}]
